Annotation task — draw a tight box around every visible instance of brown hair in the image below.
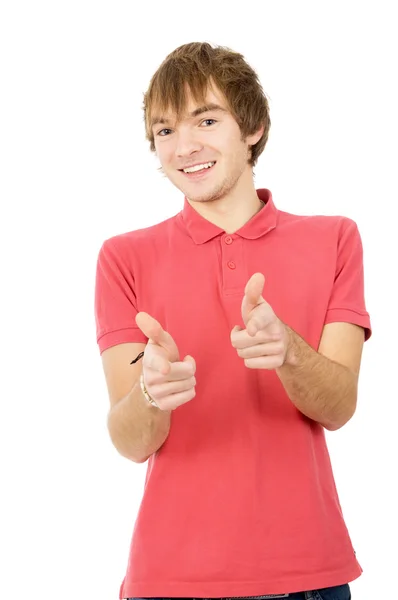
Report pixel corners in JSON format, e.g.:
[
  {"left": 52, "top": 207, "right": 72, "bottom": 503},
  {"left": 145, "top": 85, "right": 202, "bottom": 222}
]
[{"left": 143, "top": 42, "right": 271, "bottom": 166}]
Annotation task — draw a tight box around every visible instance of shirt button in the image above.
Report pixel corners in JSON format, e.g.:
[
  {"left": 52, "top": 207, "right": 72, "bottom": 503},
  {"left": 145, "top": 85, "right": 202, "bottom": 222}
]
[
  {"left": 224, "top": 235, "right": 233, "bottom": 244},
  {"left": 227, "top": 261, "right": 236, "bottom": 269}
]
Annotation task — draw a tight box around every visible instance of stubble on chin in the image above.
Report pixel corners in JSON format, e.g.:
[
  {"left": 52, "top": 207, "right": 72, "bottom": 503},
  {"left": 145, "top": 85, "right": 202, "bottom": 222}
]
[
  {"left": 185, "top": 177, "right": 235, "bottom": 204},
  {"left": 188, "top": 188, "right": 224, "bottom": 204}
]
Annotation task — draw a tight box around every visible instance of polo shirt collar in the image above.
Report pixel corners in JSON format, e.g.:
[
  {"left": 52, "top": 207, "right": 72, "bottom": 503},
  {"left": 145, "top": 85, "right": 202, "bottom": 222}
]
[{"left": 180, "top": 188, "right": 278, "bottom": 244}]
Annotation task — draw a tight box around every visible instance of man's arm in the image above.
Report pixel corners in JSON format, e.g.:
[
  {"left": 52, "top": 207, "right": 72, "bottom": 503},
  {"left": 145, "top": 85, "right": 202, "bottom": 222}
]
[
  {"left": 102, "top": 342, "right": 172, "bottom": 463},
  {"left": 277, "top": 322, "right": 365, "bottom": 431}
]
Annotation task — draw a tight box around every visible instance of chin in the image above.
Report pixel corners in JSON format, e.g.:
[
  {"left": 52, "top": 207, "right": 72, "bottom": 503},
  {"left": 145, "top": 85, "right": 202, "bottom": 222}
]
[
  {"left": 187, "top": 190, "right": 223, "bottom": 203},
  {"left": 186, "top": 180, "right": 230, "bottom": 203}
]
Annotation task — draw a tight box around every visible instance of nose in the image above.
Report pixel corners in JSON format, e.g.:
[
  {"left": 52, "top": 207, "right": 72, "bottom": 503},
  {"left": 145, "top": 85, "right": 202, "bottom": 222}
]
[{"left": 175, "top": 129, "right": 203, "bottom": 158}]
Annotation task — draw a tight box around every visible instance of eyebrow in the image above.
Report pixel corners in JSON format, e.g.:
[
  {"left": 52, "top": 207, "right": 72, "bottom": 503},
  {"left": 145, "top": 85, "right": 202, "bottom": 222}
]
[{"left": 151, "top": 103, "right": 227, "bottom": 128}]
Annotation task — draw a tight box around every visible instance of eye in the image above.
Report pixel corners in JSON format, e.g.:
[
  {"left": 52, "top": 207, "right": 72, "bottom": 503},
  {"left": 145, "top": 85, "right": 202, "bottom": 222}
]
[
  {"left": 201, "top": 118, "right": 217, "bottom": 127},
  {"left": 157, "top": 128, "right": 172, "bottom": 137}
]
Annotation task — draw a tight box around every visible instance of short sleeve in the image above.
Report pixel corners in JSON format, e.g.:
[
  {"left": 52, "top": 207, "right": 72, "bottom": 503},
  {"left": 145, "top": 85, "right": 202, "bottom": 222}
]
[
  {"left": 325, "top": 218, "right": 372, "bottom": 340},
  {"left": 94, "top": 237, "right": 148, "bottom": 354}
]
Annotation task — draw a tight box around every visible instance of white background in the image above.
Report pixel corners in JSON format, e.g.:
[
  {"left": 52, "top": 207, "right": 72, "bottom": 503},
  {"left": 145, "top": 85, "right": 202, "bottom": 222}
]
[{"left": 0, "top": 1, "right": 396, "bottom": 599}]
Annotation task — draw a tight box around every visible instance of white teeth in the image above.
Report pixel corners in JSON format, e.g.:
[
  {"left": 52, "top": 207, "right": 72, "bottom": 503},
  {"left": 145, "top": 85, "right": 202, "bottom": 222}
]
[{"left": 183, "top": 161, "right": 215, "bottom": 173}]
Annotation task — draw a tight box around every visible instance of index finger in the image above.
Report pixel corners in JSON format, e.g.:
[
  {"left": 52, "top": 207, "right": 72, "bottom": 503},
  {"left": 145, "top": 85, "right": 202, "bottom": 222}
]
[{"left": 144, "top": 353, "right": 195, "bottom": 381}]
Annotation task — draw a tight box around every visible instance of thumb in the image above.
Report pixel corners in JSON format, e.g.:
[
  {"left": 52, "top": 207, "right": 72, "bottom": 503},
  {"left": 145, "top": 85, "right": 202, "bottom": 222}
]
[
  {"left": 135, "top": 312, "right": 180, "bottom": 362},
  {"left": 242, "top": 272, "right": 266, "bottom": 325}
]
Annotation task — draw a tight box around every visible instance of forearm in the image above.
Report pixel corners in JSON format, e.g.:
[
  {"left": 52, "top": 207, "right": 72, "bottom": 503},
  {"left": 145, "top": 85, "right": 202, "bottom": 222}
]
[
  {"left": 107, "top": 381, "right": 172, "bottom": 462},
  {"left": 276, "top": 326, "right": 358, "bottom": 430}
]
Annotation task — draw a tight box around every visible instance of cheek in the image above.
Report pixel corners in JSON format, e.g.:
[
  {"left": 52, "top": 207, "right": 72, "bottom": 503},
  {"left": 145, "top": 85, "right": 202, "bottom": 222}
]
[
  {"left": 155, "top": 142, "right": 173, "bottom": 166},
  {"left": 222, "top": 136, "right": 247, "bottom": 159}
]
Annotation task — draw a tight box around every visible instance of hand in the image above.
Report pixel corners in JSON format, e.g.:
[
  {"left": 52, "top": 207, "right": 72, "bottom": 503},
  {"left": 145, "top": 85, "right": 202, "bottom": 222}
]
[
  {"left": 230, "top": 273, "right": 290, "bottom": 369},
  {"left": 135, "top": 312, "right": 197, "bottom": 411}
]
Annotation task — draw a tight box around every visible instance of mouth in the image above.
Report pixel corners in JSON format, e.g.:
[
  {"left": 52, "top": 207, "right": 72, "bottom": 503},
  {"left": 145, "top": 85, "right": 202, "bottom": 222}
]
[{"left": 178, "top": 161, "right": 216, "bottom": 179}]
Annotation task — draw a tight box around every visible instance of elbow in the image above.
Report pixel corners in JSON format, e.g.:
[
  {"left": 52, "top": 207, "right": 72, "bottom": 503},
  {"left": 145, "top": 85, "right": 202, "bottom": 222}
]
[
  {"left": 135, "top": 454, "right": 150, "bottom": 463},
  {"left": 107, "top": 413, "right": 149, "bottom": 464},
  {"left": 110, "top": 435, "right": 150, "bottom": 463},
  {"left": 323, "top": 401, "right": 357, "bottom": 432},
  {"left": 323, "top": 420, "right": 345, "bottom": 432}
]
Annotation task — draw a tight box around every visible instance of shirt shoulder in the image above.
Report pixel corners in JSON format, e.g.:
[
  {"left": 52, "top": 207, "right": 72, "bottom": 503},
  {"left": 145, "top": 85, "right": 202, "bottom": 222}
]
[
  {"left": 277, "top": 208, "right": 356, "bottom": 229},
  {"left": 276, "top": 209, "right": 360, "bottom": 246},
  {"left": 100, "top": 211, "right": 180, "bottom": 256}
]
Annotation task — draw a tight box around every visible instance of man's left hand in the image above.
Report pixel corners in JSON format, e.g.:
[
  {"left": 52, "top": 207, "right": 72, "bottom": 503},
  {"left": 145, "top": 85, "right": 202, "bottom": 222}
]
[{"left": 231, "top": 273, "right": 290, "bottom": 370}]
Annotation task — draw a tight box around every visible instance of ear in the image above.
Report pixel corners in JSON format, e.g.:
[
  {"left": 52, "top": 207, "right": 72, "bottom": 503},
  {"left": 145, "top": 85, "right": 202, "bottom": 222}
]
[{"left": 246, "top": 125, "right": 264, "bottom": 147}]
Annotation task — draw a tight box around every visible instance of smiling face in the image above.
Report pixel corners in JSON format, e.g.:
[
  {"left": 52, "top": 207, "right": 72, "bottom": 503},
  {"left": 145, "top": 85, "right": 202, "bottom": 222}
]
[{"left": 151, "top": 85, "right": 263, "bottom": 204}]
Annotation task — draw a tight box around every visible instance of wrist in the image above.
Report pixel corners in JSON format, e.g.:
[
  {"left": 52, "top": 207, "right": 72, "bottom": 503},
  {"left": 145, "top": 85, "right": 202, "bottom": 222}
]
[
  {"left": 140, "top": 374, "right": 160, "bottom": 409},
  {"left": 282, "top": 324, "right": 299, "bottom": 367}
]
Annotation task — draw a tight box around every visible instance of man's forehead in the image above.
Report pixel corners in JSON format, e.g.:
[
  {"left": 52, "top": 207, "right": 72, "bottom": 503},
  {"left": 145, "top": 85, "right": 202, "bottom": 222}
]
[
  {"left": 150, "top": 86, "right": 229, "bottom": 127},
  {"left": 151, "top": 101, "right": 228, "bottom": 127}
]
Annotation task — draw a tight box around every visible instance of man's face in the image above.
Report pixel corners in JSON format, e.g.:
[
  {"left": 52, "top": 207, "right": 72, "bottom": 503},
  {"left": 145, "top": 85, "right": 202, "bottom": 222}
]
[{"left": 151, "top": 85, "right": 261, "bottom": 203}]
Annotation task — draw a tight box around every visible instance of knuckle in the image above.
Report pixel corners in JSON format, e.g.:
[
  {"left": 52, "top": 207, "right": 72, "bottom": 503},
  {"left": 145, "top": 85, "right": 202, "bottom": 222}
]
[
  {"left": 150, "top": 379, "right": 168, "bottom": 397},
  {"left": 146, "top": 383, "right": 160, "bottom": 399},
  {"left": 143, "top": 369, "right": 159, "bottom": 386},
  {"left": 183, "top": 376, "right": 196, "bottom": 391},
  {"left": 269, "top": 356, "right": 283, "bottom": 369}
]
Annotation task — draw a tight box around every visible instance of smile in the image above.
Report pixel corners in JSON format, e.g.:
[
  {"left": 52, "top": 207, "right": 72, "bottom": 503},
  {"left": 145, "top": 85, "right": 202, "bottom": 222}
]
[{"left": 180, "top": 161, "right": 216, "bottom": 174}]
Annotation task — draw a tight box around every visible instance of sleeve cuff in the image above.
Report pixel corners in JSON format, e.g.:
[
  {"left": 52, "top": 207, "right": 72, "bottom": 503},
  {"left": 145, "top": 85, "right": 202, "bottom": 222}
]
[
  {"left": 97, "top": 327, "right": 148, "bottom": 354},
  {"left": 324, "top": 308, "right": 372, "bottom": 341}
]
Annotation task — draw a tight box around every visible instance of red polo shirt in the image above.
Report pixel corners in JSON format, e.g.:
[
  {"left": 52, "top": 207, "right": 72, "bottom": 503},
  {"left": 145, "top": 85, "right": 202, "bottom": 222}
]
[{"left": 95, "top": 189, "right": 371, "bottom": 598}]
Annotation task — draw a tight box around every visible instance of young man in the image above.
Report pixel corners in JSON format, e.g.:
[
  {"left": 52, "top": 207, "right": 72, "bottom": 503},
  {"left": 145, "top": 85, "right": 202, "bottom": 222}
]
[{"left": 95, "top": 42, "right": 371, "bottom": 600}]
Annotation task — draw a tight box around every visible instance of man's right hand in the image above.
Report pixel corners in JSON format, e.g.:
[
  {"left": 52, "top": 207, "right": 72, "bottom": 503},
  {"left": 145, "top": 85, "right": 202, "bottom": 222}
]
[{"left": 135, "top": 312, "right": 197, "bottom": 411}]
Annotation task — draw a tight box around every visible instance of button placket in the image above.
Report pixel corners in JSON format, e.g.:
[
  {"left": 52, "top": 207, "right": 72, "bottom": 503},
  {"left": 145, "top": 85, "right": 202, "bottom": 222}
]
[{"left": 221, "top": 233, "right": 244, "bottom": 294}]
